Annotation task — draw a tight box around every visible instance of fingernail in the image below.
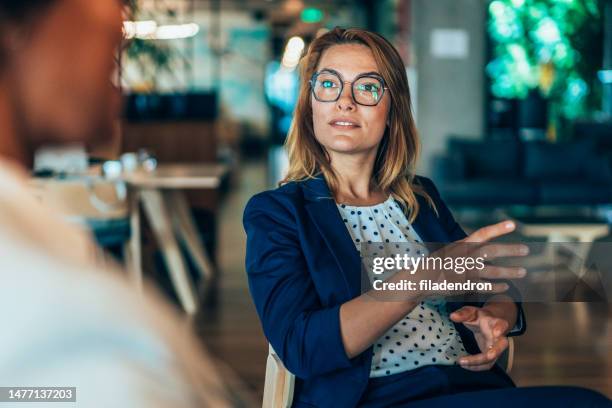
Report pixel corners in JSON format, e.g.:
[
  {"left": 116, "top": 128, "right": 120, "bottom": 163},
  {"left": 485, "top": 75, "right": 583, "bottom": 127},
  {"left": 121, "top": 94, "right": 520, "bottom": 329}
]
[
  {"left": 520, "top": 246, "right": 529, "bottom": 255},
  {"left": 505, "top": 221, "right": 515, "bottom": 230},
  {"left": 518, "top": 268, "right": 526, "bottom": 277},
  {"left": 459, "top": 359, "right": 467, "bottom": 365}
]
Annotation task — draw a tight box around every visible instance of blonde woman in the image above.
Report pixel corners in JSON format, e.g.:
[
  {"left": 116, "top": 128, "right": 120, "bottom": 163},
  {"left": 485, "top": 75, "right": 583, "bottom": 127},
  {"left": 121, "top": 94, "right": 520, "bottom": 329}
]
[{"left": 244, "top": 28, "right": 609, "bottom": 407}]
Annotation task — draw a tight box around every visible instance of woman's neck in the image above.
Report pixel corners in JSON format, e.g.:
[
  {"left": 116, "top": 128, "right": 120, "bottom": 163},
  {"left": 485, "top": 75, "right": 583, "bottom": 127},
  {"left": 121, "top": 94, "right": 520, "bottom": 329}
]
[{"left": 330, "top": 152, "right": 387, "bottom": 206}]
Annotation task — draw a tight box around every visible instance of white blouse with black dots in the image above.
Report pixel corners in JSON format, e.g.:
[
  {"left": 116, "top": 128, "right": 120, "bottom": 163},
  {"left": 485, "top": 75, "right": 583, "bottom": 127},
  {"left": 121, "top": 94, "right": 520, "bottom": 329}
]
[{"left": 336, "top": 196, "right": 468, "bottom": 378}]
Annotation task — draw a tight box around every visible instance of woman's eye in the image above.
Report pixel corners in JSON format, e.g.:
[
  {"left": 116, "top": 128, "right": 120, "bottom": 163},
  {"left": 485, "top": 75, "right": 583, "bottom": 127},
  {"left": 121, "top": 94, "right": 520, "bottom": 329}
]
[
  {"left": 359, "top": 83, "right": 380, "bottom": 92},
  {"left": 321, "top": 80, "right": 336, "bottom": 88}
]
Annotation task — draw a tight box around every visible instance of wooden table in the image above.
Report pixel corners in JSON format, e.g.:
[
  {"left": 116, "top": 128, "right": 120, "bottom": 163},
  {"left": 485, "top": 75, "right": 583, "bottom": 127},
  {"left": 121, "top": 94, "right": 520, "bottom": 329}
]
[{"left": 122, "top": 163, "right": 228, "bottom": 315}]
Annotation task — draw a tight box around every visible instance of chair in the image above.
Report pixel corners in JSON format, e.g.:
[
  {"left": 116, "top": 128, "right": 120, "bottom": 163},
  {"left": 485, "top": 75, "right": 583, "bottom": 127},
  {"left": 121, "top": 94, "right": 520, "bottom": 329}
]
[
  {"left": 262, "top": 338, "right": 515, "bottom": 408},
  {"left": 263, "top": 345, "right": 295, "bottom": 408}
]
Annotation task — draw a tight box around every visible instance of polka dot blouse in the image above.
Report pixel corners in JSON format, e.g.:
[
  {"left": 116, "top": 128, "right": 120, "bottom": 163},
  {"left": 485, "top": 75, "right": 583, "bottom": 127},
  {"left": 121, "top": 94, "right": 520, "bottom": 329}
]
[{"left": 336, "top": 196, "right": 468, "bottom": 378}]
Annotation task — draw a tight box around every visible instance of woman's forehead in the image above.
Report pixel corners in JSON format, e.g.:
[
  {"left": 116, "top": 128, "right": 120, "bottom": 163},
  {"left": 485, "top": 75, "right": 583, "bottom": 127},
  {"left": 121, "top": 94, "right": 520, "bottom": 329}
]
[{"left": 317, "top": 44, "right": 379, "bottom": 78}]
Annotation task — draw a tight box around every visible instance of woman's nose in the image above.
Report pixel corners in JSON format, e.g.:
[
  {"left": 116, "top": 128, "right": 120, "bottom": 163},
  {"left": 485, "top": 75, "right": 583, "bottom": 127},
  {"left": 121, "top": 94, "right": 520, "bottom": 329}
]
[{"left": 336, "top": 83, "right": 356, "bottom": 111}]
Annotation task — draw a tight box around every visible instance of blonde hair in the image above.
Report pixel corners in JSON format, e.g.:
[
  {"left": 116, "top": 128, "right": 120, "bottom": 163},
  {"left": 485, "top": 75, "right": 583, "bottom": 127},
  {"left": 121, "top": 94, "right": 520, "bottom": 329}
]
[{"left": 282, "top": 27, "right": 433, "bottom": 222}]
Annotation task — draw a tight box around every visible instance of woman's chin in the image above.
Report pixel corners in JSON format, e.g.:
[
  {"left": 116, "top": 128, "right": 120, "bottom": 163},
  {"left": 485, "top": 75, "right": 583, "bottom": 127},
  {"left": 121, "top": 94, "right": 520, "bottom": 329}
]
[
  {"left": 326, "top": 144, "right": 374, "bottom": 156},
  {"left": 323, "top": 135, "right": 359, "bottom": 150},
  {"left": 317, "top": 134, "right": 379, "bottom": 155}
]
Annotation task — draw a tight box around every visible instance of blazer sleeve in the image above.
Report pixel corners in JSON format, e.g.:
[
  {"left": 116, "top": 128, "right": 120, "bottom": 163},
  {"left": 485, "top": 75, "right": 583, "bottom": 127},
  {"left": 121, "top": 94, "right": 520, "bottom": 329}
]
[
  {"left": 243, "top": 193, "right": 355, "bottom": 379},
  {"left": 418, "top": 177, "right": 526, "bottom": 336}
]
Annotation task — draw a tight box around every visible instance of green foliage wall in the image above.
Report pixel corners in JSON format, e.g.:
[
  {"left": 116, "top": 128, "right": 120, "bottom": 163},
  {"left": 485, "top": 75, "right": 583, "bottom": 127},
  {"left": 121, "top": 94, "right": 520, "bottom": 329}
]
[{"left": 486, "top": 0, "right": 604, "bottom": 120}]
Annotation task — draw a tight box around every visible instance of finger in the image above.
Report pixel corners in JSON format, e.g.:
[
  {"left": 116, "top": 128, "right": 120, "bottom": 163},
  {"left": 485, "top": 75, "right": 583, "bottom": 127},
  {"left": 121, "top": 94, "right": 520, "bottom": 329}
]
[
  {"left": 458, "top": 352, "right": 492, "bottom": 367},
  {"left": 490, "top": 318, "right": 509, "bottom": 338},
  {"left": 464, "top": 221, "right": 515, "bottom": 244},
  {"left": 459, "top": 337, "right": 508, "bottom": 368},
  {"left": 475, "top": 243, "right": 529, "bottom": 260},
  {"left": 483, "top": 336, "right": 509, "bottom": 360},
  {"left": 449, "top": 306, "right": 479, "bottom": 323},
  {"left": 435, "top": 241, "right": 470, "bottom": 260},
  {"left": 460, "top": 362, "right": 495, "bottom": 372},
  {"left": 488, "top": 336, "right": 509, "bottom": 359},
  {"left": 479, "top": 317, "right": 497, "bottom": 348},
  {"left": 486, "top": 281, "right": 509, "bottom": 294},
  {"left": 477, "top": 265, "right": 527, "bottom": 280},
  {"left": 456, "top": 280, "right": 509, "bottom": 295}
]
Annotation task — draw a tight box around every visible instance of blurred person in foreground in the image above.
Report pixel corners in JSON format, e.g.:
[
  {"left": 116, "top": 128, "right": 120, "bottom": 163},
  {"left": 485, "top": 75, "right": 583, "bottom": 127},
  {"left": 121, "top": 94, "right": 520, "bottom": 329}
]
[{"left": 0, "top": 0, "right": 232, "bottom": 406}]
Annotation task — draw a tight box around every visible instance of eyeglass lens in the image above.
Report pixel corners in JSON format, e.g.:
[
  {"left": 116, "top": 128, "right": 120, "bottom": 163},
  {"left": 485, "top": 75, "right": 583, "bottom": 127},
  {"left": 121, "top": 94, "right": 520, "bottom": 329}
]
[{"left": 312, "top": 71, "right": 384, "bottom": 106}]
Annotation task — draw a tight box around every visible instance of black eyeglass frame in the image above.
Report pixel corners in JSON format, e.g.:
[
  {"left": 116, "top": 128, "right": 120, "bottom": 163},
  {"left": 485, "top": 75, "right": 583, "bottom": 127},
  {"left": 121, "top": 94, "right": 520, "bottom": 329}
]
[{"left": 309, "top": 69, "right": 389, "bottom": 106}]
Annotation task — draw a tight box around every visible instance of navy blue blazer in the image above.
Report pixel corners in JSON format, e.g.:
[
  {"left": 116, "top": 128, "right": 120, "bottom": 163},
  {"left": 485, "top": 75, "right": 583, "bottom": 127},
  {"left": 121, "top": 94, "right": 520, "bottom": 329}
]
[{"left": 244, "top": 175, "right": 525, "bottom": 407}]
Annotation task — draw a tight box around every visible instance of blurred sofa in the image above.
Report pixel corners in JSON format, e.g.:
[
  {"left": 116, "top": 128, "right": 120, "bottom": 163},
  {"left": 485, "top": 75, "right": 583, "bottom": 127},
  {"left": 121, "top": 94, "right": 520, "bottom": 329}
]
[{"left": 431, "top": 136, "right": 612, "bottom": 207}]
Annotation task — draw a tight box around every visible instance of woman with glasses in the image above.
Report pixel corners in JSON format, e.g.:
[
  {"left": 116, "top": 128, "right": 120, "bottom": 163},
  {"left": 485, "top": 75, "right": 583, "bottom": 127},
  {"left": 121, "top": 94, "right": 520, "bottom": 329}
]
[{"left": 244, "top": 27, "right": 610, "bottom": 407}]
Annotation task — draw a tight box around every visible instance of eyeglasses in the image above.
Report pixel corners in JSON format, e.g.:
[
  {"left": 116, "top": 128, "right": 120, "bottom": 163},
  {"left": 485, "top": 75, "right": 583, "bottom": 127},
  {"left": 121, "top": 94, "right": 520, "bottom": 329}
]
[{"left": 309, "top": 69, "right": 388, "bottom": 106}]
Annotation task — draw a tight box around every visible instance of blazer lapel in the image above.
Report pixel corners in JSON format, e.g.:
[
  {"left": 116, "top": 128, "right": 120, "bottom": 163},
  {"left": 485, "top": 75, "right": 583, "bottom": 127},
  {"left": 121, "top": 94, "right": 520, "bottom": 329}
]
[
  {"left": 302, "top": 176, "right": 363, "bottom": 299},
  {"left": 409, "top": 194, "right": 449, "bottom": 244},
  {"left": 300, "top": 176, "right": 451, "bottom": 300}
]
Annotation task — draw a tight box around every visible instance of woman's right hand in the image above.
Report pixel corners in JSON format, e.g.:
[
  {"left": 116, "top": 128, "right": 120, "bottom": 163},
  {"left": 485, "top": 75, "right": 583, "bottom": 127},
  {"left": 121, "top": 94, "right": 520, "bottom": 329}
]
[{"left": 415, "top": 220, "right": 528, "bottom": 298}]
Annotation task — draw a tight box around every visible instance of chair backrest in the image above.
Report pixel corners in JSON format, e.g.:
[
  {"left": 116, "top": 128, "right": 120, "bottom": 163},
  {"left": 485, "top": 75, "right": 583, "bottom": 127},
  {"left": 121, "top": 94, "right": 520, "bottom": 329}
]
[
  {"left": 262, "top": 345, "right": 295, "bottom": 408},
  {"left": 262, "top": 338, "right": 515, "bottom": 408}
]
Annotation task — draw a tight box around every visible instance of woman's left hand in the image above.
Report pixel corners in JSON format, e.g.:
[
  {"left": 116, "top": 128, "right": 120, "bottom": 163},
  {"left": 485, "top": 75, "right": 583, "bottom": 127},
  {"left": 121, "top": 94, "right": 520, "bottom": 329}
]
[{"left": 449, "top": 305, "right": 510, "bottom": 371}]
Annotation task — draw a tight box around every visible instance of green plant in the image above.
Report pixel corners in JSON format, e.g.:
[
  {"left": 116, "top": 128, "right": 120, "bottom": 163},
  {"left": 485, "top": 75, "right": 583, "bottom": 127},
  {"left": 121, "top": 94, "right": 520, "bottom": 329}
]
[
  {"left": 121, "top": 0, "right": 173, "bottom": 90},
  {"left": 486, "top": 0, "right": 604, "bottom": 120}
]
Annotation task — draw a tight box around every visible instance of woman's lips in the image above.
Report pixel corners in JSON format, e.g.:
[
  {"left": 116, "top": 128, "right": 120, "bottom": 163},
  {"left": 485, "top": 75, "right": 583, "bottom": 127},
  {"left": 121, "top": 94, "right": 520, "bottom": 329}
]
[{"left": 329, "top": 120, "right": 360, "bottom": 130}]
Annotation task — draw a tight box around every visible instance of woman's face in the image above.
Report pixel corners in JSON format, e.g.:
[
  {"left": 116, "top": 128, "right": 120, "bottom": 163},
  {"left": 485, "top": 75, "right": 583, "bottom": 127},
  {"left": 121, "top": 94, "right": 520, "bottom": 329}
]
[{"left": 311, "top": 43, "right": 391, "bottom": 160}]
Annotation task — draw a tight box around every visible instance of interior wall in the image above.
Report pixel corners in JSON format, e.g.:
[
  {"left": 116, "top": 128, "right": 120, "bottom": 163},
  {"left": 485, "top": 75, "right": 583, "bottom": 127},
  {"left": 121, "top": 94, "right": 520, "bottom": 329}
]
[
  {"left": 123, "top": 9, "right": 272, "bottom": 137},
  {"left": 412, "top": 0, "right": 487, "bottom": 176}
]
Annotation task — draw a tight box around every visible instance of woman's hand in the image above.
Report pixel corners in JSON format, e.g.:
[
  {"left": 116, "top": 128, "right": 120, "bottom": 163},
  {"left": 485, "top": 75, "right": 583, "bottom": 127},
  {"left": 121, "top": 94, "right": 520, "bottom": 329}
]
[
  {"left": 450, "top": 305, "right": 511, "bottom": 371},
  {"left": 414, "top": 220, "right": 528, "bottom": 298}
]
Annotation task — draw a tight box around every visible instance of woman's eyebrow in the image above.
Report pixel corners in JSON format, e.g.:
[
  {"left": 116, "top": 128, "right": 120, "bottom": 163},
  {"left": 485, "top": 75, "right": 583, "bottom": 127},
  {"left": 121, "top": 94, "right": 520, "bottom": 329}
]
[
  {"left": 359, "top": 71, "right": 382, "bottom": 77},
  {"left": 318, "top": 68, "right": 383, "bottom": 78},
  {"left": 318, "top": 67, "right": 342, "bottom": 76}
]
